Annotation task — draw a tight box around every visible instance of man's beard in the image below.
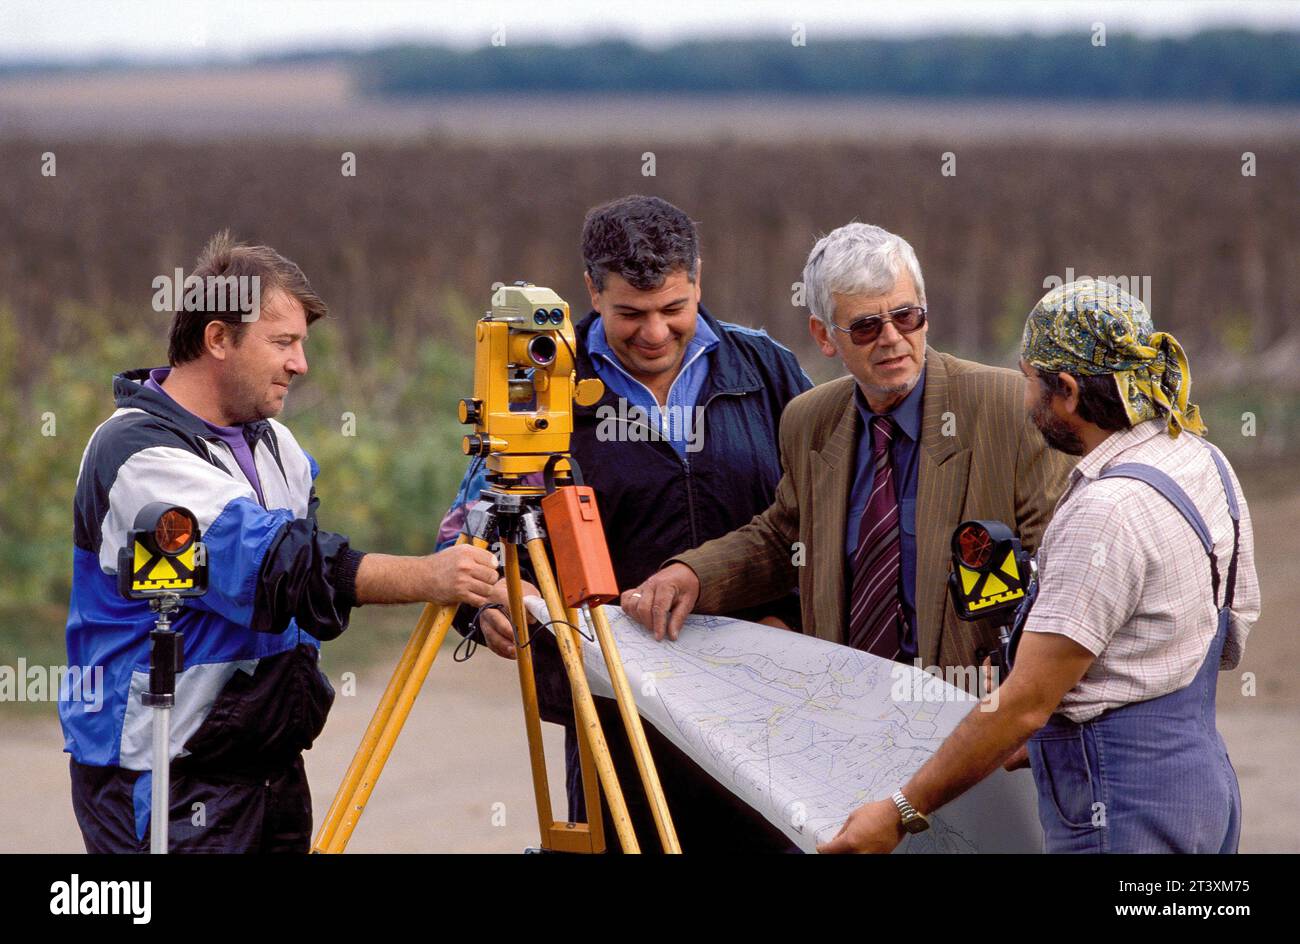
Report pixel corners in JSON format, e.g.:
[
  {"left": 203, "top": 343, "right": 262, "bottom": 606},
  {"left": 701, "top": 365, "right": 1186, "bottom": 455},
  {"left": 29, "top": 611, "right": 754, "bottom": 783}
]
[
  {"left": 225, "top": 374, "right": 279, "bottom": 424},
  {"left": 861, "top": 366, "right": 923, "bottom": 402},
  {"left": 1031, "top": 394, "right": 1086, "bottom": 456}
]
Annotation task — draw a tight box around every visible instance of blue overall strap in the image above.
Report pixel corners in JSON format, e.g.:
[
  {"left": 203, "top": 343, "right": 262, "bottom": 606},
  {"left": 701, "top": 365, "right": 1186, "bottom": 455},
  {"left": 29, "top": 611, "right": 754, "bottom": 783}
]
[
  {"left": 1203, "top": 445, "right": 1242, "bottom": 611},
  {"left": 1099, "top": 462, "right": 1223, "bottom": 606},
  {"left": 1100, "top": 439, "right": 1242, "bottom": 609}
]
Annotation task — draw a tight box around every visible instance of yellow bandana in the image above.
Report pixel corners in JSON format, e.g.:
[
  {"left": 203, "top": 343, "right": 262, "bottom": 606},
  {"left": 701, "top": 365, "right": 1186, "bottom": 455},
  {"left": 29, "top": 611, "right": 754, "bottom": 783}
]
[{"left": 1020, "top": 278, "right": 1206, "bottom": 437}]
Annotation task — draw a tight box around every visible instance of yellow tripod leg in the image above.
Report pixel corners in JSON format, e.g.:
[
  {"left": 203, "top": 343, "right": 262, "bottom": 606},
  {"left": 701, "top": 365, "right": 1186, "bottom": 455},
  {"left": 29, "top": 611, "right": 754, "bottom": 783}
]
[
  {"left": 321, "top": 601, "right": 459, "bottom": 853},
  {"left": 505, "top": 542, "right": 605, "bottom": 853},
  {"left": 503, "top": 543, "right": 560, "bottom": 844},
  {"left": 314, "top": 534, "right": 483, "bottom": 854},
  {"left": 569, "top": 642, "right": 607, "bottom": 852},
  {"left": 526, "top": 538, "right": 640, "bottom": 853},
  {"left": 312, "top": 600, "right": 436, "bottom": 852},
  {"left": 581, "top": 603, "right": 682, "bottom": 853}
]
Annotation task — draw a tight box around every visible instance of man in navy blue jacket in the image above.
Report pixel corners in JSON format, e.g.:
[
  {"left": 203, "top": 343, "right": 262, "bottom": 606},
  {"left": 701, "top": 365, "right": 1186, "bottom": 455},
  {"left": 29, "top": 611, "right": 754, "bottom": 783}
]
[
  {"left": 437, "top": 195, "right": 812, "bottom": 851},
  {"left": 66, "top": 232, "right": 499, "bottom": 853}
]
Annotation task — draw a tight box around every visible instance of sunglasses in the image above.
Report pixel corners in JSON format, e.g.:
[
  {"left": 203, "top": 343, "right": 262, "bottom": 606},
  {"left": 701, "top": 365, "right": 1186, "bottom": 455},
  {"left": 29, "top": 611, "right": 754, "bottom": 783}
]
[{"left": 830, "top": 305, "right": 927, "bottom": 346}]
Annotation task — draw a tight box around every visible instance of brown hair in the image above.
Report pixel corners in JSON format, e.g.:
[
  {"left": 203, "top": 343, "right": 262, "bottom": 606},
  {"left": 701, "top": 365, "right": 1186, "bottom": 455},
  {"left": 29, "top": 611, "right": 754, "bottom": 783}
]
[{"left": 167, "top": 231, "right": 328, "bottom": 366}]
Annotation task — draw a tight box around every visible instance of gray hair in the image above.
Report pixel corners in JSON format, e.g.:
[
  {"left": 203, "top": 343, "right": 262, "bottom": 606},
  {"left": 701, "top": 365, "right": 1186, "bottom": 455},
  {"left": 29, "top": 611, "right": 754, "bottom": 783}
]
[{"left": 802, "top": 222, "right": 927, "bottom": 326}]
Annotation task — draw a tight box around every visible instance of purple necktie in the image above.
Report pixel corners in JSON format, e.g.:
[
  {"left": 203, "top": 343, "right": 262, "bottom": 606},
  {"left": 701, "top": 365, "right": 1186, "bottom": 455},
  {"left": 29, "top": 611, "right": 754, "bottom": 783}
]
[{"left": 848, "top": 415, "right": 903, "bottom": 660}]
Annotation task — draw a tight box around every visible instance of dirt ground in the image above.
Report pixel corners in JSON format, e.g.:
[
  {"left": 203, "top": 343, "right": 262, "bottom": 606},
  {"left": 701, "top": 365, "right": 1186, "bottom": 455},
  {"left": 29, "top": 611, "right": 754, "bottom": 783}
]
[
  {"left": 3, "top": 486, "right": 1297, "bottom": 854},
  {"left": 0, "top": 651, "right": 568, "bottom": 854}
]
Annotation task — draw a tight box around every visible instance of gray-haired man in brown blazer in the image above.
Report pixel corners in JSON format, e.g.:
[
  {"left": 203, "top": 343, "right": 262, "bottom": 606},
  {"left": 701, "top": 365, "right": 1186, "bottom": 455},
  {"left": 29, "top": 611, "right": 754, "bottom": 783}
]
[{"left": 622, "top": 222, "right": 1073, "bottom": 673}]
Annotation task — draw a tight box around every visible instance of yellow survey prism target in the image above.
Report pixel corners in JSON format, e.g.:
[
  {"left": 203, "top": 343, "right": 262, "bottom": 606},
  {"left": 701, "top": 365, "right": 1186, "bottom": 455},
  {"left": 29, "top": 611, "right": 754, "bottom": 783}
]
[
  {"left": 117, "top": 503, "right": 209, "bottom": 600},
  {"left": 947, "top": 520, "right": 1029, "bottom": 621}
]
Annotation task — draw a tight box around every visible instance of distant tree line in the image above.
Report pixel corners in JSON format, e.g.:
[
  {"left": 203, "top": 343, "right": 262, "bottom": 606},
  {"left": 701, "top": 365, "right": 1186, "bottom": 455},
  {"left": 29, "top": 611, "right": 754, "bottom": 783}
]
[{"left": 350, "top": 31, "right": 1300, "bottom": 103}]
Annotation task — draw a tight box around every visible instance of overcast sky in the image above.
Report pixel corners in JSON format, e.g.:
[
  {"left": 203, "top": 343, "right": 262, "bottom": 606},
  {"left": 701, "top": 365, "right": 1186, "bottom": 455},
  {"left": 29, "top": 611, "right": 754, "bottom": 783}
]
[{"left": 1, "top": 0, "right": 1297, "bottom": 62}]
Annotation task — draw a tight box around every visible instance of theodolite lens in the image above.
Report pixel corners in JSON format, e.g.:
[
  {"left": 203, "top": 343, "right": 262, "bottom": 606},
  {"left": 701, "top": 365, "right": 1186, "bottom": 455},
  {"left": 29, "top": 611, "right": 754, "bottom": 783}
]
[
  {"left": 533, "top": 308, "right": 549, "bottom": 326},
  {"left": 527, "top": 335, "right": 557, "bottom": 366},
  {"left": 549, "top": 308, "right": 565, "bottom": 324}
]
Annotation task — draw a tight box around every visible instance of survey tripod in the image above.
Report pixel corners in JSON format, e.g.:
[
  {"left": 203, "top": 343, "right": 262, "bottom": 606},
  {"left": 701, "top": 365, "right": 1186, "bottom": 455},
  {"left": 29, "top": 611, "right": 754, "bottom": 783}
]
[{"left": 313, "top": 283, "right": 680, "bottom": 854}]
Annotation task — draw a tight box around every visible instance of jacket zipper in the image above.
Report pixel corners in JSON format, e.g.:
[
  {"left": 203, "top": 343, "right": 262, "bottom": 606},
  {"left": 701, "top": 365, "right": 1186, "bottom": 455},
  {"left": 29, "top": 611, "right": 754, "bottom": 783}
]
[
  {"left": 205, "top": 437, "right": 305, "bottom": 645},
  {"left": 676, "top": 384, "right": 748, "bottom": 546},
  {"left": 587, "top": 386, "right": 752, "bottom": 548},
  {"left": 685, "top": 388, "right": 750, "bottom": 547}
]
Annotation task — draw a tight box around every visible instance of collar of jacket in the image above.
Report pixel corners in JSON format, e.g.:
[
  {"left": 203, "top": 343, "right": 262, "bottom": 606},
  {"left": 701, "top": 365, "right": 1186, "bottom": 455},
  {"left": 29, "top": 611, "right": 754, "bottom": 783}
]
[
  {"left": 571, "top": 304, "right": 763, "bottom": 418},
  {"left": 113, "top": 367, "right": 275, "bottom": 448},
  {"left": 813, "top": 346, "right": 961, "bottom": 469}
]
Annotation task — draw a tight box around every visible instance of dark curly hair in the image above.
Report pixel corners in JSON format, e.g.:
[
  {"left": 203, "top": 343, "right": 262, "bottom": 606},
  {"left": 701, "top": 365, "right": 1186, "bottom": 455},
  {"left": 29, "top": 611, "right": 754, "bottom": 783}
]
[{"left": 581, "top": 195, "right": 699, "bottom": 292}]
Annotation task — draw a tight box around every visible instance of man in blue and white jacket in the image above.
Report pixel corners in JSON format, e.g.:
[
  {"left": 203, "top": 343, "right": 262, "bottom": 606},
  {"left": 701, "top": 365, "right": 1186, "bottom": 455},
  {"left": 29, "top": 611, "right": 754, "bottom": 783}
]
[{"left": 65, "top": 232, "right": 499, "bottom": 853}]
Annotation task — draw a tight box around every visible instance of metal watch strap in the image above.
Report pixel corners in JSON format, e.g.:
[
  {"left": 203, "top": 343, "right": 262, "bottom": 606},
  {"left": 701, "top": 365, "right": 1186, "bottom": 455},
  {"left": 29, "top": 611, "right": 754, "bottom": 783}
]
[{"left": 892, "top": 790, "right": 930, "bottom": 833}]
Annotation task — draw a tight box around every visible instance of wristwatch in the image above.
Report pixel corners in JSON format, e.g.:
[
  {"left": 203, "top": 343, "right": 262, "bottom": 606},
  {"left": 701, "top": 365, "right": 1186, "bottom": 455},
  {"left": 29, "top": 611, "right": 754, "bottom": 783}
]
[{"left": 891, "top": 790, "right": 931, "bottom": 834}]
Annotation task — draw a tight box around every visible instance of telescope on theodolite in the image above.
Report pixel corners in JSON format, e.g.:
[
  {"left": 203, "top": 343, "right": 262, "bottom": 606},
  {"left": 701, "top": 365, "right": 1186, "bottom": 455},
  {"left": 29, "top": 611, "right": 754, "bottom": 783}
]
[{"left": 458, "top": 282, "right": 604, "bottom": 481}]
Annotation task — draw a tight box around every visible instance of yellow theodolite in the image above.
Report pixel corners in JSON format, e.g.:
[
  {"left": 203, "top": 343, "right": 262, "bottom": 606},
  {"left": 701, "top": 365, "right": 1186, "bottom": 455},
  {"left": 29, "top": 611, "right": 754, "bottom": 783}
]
[
  {"left": 313, "top": 283, "right": 680, "bottom": 854},
  {"left": 458, "top": 283, "right": 605, "bottom": 477}
]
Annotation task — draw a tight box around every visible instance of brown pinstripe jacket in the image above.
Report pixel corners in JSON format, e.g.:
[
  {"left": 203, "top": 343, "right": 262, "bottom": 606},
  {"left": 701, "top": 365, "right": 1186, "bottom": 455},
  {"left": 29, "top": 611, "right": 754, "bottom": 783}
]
[{"left": 670, "top": 347, "right": 1074, "bottom": 670}]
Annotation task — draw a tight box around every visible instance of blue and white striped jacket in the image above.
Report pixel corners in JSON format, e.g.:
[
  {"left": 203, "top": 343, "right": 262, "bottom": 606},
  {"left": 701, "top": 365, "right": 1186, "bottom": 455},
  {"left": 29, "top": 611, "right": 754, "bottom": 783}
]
[{"left": 62, "top": 368, "right": 363, "bottom": 772}]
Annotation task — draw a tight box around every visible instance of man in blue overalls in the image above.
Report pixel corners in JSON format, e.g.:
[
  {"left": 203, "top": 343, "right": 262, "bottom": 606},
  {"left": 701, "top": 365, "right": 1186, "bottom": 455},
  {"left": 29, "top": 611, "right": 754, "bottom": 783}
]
[{"left": 820, "top": 278, "right": 1260, "bottom": 854}]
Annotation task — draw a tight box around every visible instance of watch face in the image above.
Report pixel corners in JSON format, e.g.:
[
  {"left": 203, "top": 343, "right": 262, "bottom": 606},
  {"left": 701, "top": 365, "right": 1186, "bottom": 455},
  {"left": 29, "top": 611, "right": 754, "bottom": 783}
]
[{"left": 903, "top": 816, "right": 930, "bottom": 834}]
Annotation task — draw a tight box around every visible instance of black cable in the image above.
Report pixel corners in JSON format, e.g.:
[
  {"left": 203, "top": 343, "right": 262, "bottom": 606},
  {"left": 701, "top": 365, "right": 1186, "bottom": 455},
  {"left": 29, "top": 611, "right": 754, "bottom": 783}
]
[
  {"left": 458, "top": 601, "right": 508, "bottom": 662},
  {"left": 462, "top": 599, "right": 596, "bottom": 659},
  {"left": 556, "top": 330, "right": 579, "bottom": 371},
  {"left": 537, "top": 615, "right": 594, "bottom": 645}
]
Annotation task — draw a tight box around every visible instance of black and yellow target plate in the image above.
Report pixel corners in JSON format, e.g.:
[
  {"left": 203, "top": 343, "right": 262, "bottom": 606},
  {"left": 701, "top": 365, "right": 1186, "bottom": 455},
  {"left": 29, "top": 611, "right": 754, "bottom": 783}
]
[{"left": 947, "top": 520, "right": 1029, "bottom": 622}]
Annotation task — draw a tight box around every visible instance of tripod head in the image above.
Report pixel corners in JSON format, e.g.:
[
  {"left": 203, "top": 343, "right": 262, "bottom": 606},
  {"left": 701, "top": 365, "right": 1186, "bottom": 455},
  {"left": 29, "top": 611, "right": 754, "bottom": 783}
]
[{"left": 458, "top": 282, "right": 605, "bottom": 482}]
